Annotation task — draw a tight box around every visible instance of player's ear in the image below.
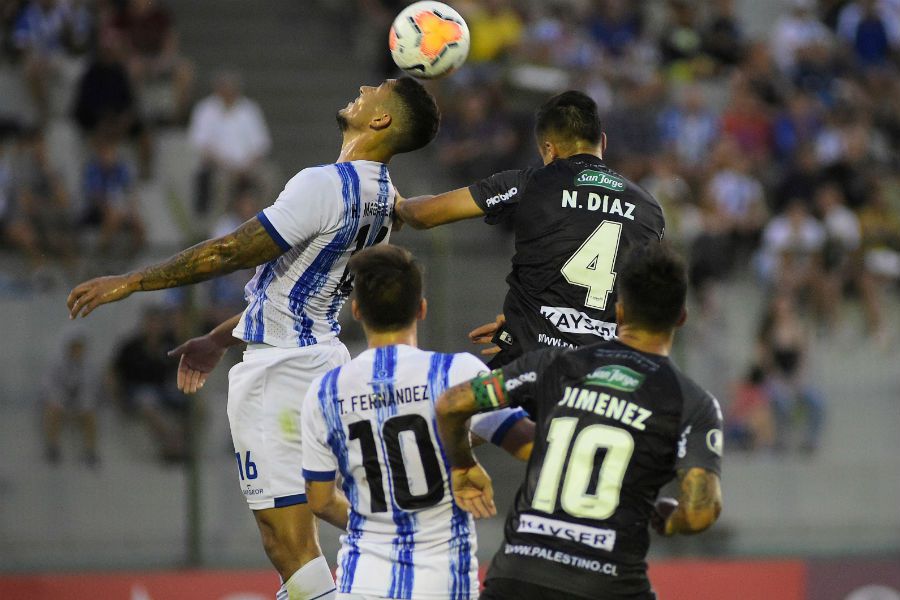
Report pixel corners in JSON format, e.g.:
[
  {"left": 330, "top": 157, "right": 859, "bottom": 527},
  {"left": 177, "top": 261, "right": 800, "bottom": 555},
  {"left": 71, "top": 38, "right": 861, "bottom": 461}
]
[
  {"left": 542, "top": 141, "right": 559, "bottom": 164},
  {"left": 418, "top": 298, "right": 427, "bottom": 321},
  {"left": 369, "top": 112, "right": 392, "bottom": 131},
  {"left": 676, "top": 306, "right": 687, "bottom": 328},
  {"left": 351, "top": 299, "right": 363, "bottom": 322},
  {"left": 600, "top": 132, "right": 608, "bottom": 157}
]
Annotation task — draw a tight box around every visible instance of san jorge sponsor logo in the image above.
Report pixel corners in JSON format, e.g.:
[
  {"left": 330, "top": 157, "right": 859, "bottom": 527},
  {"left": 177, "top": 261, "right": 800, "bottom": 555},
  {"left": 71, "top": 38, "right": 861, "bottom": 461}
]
[
  {"left": 574, "top": 169, "right": 625, "bottom": 191},
  {"left": 584, "top": 365, "right": 645, "bottom": 392}
]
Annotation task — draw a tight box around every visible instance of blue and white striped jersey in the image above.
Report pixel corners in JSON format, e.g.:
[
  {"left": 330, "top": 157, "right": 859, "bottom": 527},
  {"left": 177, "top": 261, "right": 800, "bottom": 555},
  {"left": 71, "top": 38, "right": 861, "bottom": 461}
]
[
  {"left": 301, "top": 345, "right": 528, "bottom": 600},
  {"left": 234, "top": 160, "right": 393, "bottom": 348}
]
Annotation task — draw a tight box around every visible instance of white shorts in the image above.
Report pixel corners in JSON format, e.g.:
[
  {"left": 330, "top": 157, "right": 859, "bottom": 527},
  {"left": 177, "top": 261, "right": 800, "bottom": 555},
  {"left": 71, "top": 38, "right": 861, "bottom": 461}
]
[{"left": 227, "top": 340, "right": 351, "bottom": 510}]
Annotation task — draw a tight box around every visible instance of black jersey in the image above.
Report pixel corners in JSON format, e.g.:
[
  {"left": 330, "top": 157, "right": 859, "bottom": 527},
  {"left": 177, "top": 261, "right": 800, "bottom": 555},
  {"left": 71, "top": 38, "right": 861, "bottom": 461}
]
[
  {"left": 483, "top": 340, "right": 723, "bottom": 599},
  {"left": 469, "top": 155, "right": 665, "bottom": 366}
]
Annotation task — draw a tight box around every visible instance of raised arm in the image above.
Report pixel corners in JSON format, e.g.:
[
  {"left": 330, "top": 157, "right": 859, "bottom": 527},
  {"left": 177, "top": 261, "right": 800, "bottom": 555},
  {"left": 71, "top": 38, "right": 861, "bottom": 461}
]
[
  {"left": 68, "top": 217, "right": 284, "bottom": 318},
  {"left": 661, "top": 468, "right": 722, "bottom": 536},
  {"left": 395, "top": 187, "right": 484, "bottom": 230}
]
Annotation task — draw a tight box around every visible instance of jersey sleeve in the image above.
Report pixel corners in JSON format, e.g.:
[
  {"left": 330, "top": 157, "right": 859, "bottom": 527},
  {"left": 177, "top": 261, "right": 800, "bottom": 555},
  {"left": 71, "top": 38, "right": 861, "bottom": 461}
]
[
  {"left": 301, "top": 377, "right": 338, "bottom": 482},
  {"left": 468, "top": 169, "right": 534, "bottom": 223},
  {"left": 447, "top": 352, "right": 528, "bottom": 446},
  {"left": 675, "top": 388, "right": 724, "bottom": 476},
  {"left": 258, "top": 168, "right": 338, "bottom": 251},
  {"left": 469, "top": 348, "right": 564, "bottom": 418}
]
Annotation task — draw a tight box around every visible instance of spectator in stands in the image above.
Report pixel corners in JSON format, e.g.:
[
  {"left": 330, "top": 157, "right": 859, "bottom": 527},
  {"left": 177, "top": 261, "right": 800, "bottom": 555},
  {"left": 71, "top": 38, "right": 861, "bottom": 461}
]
[
  {"left": 757, "top": 294, "right": 826, "bottom": 453},
  {"left": 658, "top": 0, "right": 714, "bottom": 81},
  {"left": 72, "top": 29, "right": 152, "bottom": 177},
  {"left": 815, "top": 183, "right": 861, "bottom": 329},
  {"left": 12, "top": 0, "right": 92, "bottom": 123},
  {"left": 773, "top": 91, "right": 823, "bottom": 161},
  {"left": 720, "top": 76, "right": 773, "bottom": 164},
  {"left": 112, "top": 306, "right": 186, "bottom": 463},
  {"left": 741, "top": 41, "right": 790, "bottom": 107},
  {"left": 110, "top": 0, "right": 194, "bottom": 124},
  {"left": 837, "top": 0, "right": 900, "bottom": 68},
  {"left": 42, "top": 332, "right": 99, "bottom": 466},
  {"left": 188, "top": 70, "right": 271, "bottom": 215},
  {"left": 775, "top": 144, "right": 821, "bottom": 214},
  {"left": 757, "top": 198, "right": 825, "bottom": 295},
  {"left": 437, "top": 87, "right": 519, "bottom": 186},
  {"left": 856, "top": 180, "right": 900, "bottom": 340},
  {"left": 725, "top": 365, "right": 775, "bottom": 452},
  {"left": 81, "top": 135, "right": 144, "bottom": 255},
  {"left": 702, "top": 0, "right": 745, "bottom": 68},
  {"left": 706, "top": 138, "right": 768, "bottom": 251},
  {"left": 460, "top": 0, "right": 523, "bottom": 66},
  {"left": 770, "top": 0, "right": 833, "bottom": 75},
  {"left": 658, "top": 84, "right": 720, "bottom": 175},
  {"left": 13, "top": 128, "right": 74, "bottom": 268},
  {"left": 587, "top": 0, "right": 642, "bottom": 58}
]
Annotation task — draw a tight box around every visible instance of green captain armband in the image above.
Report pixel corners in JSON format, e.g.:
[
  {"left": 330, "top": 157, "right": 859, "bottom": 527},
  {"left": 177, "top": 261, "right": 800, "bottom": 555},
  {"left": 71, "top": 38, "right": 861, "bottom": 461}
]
[{"left": 470, "top": 370, "right": 507, "bottom": 411}]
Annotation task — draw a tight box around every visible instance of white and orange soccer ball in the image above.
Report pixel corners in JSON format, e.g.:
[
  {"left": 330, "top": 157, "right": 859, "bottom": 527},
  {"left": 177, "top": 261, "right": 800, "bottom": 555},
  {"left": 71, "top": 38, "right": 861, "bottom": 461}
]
[{"left": 389, "top": 1, "right": 470, "bottom": 79}]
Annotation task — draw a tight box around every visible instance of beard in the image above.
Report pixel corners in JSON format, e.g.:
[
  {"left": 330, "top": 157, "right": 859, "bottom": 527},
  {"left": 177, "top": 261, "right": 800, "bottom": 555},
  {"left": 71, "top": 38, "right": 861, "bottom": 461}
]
[{"left": 336, "top": 110, "right": 349, "bottom": 132}]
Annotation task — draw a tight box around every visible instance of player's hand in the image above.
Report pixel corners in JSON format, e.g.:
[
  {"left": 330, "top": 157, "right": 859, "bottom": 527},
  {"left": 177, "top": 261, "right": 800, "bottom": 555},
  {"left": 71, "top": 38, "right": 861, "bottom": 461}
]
[
  {"left": 468, "top": 314, "right": 505, "bottom": 357},
  {"left": 650, "top": 497, "right": 679, "bottom": 536},
  {"left": 450, "top": 464, "right": 496, "bottom": 519},
  {"left": 168, "top": 335, "right": 228, "bottom": 394},
  {"left": 67, "top": 273, "right": 140, "bottom": 319}
]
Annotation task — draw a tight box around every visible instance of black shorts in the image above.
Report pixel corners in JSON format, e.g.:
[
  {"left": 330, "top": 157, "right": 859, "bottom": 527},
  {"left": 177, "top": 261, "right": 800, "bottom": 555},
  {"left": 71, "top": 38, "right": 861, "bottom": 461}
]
[{"left": 480, "top": 577, "right": 657, "bottom": 600}]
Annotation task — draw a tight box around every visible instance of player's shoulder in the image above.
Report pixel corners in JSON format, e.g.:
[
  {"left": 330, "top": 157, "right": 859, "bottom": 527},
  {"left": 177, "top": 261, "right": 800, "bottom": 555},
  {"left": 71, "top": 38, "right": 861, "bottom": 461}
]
[
  {"left": 288, "top": 164, "right": 342, "bottom": 188},
  {"left": 669, "top": 363, "right": 722, "bottom": 417}
]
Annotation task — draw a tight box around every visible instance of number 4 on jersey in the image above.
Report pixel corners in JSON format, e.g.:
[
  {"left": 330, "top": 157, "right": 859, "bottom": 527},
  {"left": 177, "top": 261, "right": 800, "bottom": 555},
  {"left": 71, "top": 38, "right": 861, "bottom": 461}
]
[{"left": 561, "top": 220, "right": 623, "bottom": 310}]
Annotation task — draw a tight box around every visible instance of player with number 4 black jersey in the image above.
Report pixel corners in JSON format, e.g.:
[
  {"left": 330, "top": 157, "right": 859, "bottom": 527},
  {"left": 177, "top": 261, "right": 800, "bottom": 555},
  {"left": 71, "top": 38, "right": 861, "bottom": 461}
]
[
  {"left": 436, "top": 244, "right": 723, "bottom": 600},
  {"left": 397, "top": 90, "right": 665, "bottom": 366}
]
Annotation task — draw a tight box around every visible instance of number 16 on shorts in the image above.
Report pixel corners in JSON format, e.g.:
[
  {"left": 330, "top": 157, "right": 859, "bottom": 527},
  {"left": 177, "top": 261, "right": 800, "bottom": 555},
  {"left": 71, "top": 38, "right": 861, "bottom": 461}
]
[{"left": 235, "top": 450, "right": 258, "bottom": 480}]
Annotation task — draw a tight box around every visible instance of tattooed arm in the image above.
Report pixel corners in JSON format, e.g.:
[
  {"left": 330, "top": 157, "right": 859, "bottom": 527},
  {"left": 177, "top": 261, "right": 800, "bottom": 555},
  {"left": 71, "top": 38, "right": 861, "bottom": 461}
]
[
  {"left": 663, "top": 468, "right": 722, "bottom": 536},
  {"left": 67, "top": 217, "right": 284, "bottom": 318}
]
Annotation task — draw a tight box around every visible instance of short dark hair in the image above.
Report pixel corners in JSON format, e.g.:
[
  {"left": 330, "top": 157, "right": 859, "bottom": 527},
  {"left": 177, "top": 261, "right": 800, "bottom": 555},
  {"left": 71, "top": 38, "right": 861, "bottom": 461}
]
[
  {"left": 349, "top": 245, "right": 424, "bottom": 331},
  {"left": 390, "top": 77, "right": 441, "bottom": 154},
  {"left": 618, "top": 243, "right": 687, "bottom": 332},
  {"left": 535, "top": 90, "right": 602, "bottom": 145}
]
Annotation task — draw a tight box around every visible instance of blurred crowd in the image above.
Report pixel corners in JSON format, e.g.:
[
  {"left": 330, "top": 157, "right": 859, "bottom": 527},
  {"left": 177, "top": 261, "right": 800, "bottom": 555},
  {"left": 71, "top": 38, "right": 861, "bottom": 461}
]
[
  {"left": 0, "top": 0, "right": 269, "bottom": 465},
  {"left": 0, "top": 0, "right": 272, "bottom": 281},
  {"left": 364, "top": 0, "right": 900, "bottom": 454}
]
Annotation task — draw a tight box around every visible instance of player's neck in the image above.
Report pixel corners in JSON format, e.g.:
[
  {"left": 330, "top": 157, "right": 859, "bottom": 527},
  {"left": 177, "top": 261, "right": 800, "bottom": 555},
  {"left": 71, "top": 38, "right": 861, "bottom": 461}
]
[
  {"left": 338, "top": 132, "right": 393, "bottom": 164},
  {"left": 615, "top": 326, "right": 673, "bottom": 357},
  {"left": 364, "top": 326, "right": 418, "bottom": 350}
]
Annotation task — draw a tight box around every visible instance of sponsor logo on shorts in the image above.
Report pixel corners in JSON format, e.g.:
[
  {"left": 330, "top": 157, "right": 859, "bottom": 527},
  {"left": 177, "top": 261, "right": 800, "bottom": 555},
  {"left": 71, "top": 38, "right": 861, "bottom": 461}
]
[
  {"left": 517, "top": 514, "right": 616, "bottom": 551},
  {"left": 540, "top": 306, "right": 616, "bottom": 338},
  {"left": 584, "top": 365, "right": 645, "bottom": 392},
  {"left": 574, "top": 169, "right": 625, "bottom": 191},
  {"left": 504, "top": 543, "right": 619, "bottom": 575},
  {"left": 244, "top": 486, "right": 264, "bottom": 496},
  {"left": 485, "top": 187, "right": 518, "bottom": 207}
]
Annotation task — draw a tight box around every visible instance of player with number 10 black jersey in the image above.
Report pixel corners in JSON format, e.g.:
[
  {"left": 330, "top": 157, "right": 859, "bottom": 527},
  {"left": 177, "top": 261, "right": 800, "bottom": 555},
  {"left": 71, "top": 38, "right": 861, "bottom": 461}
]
[
  {"left": 397, "top": 90, "right": 665, "bottom": 366},
  {"left": 436, "top": 244, "right": 724, "bottom": 600}
]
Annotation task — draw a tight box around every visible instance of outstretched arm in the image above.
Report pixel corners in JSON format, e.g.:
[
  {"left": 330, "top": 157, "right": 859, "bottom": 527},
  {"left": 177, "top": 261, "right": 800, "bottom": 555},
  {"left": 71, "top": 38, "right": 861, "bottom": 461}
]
[
  {"left": 68, "top": 217, "right": 283, "bottom": 318},
  {"left": 659, "top": 468, "right": 722, "bottom": 536},
  {"left": 395, "top": 188, "right": 484, "bottom": 230}
]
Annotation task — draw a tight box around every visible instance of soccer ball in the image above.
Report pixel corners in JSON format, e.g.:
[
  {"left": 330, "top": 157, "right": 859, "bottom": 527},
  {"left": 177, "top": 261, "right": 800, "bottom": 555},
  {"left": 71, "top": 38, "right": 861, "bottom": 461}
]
[{"left": 389, "top": 1, "right": 470, "bottom": 79}]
